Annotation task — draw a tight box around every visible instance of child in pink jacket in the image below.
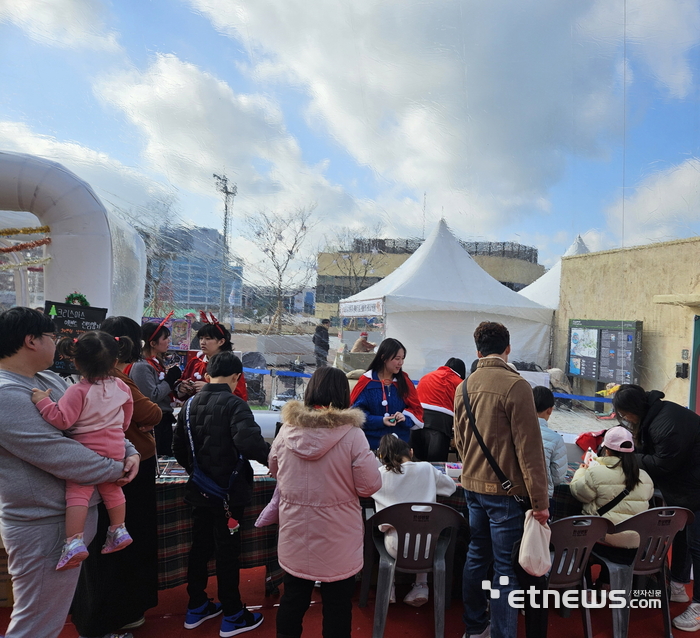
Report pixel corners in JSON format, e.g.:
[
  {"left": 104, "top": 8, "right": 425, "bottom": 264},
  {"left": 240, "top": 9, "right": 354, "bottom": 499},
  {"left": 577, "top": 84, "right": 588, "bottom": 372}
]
[
  {"left": 270, "top": 367, "right": 382, "bottom": 638},
  {"left": 31, "top": 331, "right": 134, "bottom": 570}
]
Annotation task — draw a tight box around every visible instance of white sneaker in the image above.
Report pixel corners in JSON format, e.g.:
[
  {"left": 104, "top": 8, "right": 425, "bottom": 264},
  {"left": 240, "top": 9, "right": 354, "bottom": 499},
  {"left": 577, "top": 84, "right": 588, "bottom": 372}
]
[
  {"left": 673, "top": 602, "right": 700, "bottom": 632},
  {"left": 403, "top": 582, "right": 429, "bottom": 607},
  {"left": 672, "top": 581, "right": 691, "bottom": 603},
  {"left": 462, "top": 626, "right": 490, "bottom": 638}
]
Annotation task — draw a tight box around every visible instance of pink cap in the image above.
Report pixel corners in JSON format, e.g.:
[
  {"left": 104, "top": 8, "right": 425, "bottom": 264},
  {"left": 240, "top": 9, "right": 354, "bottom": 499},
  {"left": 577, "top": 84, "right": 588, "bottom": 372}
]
[
  {"left": 603, "top": 426, "right": 635, "bottom": 453},
  {"left": 360, "top": 331, "right": 368, "bottom": 336}
]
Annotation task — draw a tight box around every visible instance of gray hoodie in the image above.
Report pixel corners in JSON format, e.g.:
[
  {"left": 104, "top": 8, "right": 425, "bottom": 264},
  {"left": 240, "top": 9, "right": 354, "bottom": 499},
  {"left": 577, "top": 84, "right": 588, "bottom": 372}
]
[{"left": 0, "top": 369, "right": 135, "bottom": 525}]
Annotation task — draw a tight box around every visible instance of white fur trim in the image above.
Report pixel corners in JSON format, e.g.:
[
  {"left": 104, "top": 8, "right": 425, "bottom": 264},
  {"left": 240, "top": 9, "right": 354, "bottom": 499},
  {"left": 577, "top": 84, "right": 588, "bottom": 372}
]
[
  {"left": 420, "top": 403, "right": 454, "bottom": 417},
  {"left": 404, "top": 410, "right": 424, "bottom": 429}
]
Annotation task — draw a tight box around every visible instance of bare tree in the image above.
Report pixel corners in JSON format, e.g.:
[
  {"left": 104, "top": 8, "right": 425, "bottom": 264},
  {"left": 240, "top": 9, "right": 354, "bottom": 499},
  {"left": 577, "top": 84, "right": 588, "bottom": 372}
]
[
  {"left": 320, "top": 223, "right": 390, "bottom": 297},
  {"left": 243, "top": 204, "right": 317, "bottom": 334}
]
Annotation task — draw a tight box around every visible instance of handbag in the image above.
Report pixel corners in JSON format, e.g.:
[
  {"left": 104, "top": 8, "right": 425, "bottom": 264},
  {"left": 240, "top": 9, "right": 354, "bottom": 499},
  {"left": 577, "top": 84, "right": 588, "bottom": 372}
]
[
  {"left": 461, "top": 383, "right": 531, "bottom": 510},
  {"left": 184, "top": 398, "right": 246, "bottom": 503},
  {"left": 518, "top": 510, "right": 552, "bottom": 576}
]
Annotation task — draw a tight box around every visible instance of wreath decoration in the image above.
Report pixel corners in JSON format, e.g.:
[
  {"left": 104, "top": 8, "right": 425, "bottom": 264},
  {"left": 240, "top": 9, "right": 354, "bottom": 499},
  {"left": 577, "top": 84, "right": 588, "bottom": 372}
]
[{"left": 65, "top": 292, "right": 90, "bottom": 306}]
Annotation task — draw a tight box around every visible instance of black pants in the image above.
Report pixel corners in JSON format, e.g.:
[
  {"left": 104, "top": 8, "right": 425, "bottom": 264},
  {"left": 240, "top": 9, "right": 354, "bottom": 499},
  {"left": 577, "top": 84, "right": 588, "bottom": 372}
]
[
  {"left": 512, "top": 540, "right": 550, "bottom": 638},
  {"left": 71, "top": 455, "right": 159, "bottom": 637},
  {"left": 187, "top": 504, "right": 245, "bottom": 616},
  {"left": 276, "top": 573, "right": 356, "bottom": 638},
  {"left": 315, "top": 349, "right": 328, "bottom": 368},
  {"left": 154, "top": 411, "right": 175, "bottom": 456},
  {"left": 410, "top": 427, "right": 451, "bottom": 462}
]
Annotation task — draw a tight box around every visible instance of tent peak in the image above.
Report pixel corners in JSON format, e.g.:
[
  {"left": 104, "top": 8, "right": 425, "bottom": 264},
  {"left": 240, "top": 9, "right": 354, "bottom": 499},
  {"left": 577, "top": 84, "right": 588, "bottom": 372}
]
[{"left": 563, "top": 234, "right": 590, "bottom": 257}]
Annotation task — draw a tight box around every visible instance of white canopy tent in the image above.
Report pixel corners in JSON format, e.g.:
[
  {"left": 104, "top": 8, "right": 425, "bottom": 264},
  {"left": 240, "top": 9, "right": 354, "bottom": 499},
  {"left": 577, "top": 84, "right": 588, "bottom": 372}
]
[
  {"left": 339, "top": 220, "right": 554, "bottom": 378},
  {"left": 518, "top": 234, "right": 589, "bottom": 309}
]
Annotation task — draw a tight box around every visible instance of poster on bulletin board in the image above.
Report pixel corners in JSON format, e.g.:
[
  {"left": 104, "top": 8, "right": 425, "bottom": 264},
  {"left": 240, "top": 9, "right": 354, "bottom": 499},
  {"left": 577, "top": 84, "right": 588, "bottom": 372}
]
[{"left": 568, "top": 319, "right": 643, "bottom": 386}]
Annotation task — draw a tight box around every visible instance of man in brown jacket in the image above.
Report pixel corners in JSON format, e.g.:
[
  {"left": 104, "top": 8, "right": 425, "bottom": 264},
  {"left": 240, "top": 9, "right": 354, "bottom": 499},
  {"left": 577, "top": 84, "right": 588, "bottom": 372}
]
[{"left": 454, "top": 322, "right": 549, "bottom": 638}]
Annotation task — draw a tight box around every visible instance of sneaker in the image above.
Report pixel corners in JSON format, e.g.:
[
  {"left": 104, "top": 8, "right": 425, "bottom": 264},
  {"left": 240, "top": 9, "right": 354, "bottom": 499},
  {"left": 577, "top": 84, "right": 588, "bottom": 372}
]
[
  {"left": 56, "top": 534, "right": 89, "bottom": 571},
  {"left": 119, "top": 616, "right": 145, "bottom": 630},
  {"left": 403, "top": 582, "right": 429, "bottom": 607},
  {"left": 219, "top": 608, "right": 264, "bottom": 637},
  {"left": 184, "top": 600, "right": 223, "bottom": 629},
  {"left": 672, "top": 581, "right": 691, "bottom": 603},
  {"left": 673, "top": 603, "right": 700, "bottom": 632},
  {"left": 463, "top": 625, "right": 490, "bottom": 638},
  {"left": 101, "top": 524, "right": 133, "bottom": 554}
]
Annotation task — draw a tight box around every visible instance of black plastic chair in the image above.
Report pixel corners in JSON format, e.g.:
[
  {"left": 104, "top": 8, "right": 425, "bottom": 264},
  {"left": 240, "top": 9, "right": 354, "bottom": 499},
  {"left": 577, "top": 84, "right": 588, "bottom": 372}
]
[
  {"left": 590, "top": 507, "right": 694, "bottom": 638},
  {"left": 547, "top": 515, "right": 614, "bottom": 638},
  {"left": 359, "top": 502, "right": 462, "bottom": 638}
]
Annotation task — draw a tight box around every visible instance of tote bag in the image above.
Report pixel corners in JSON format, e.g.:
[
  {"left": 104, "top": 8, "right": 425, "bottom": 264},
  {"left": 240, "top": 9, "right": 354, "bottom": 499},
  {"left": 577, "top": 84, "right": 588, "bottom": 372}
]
[{"left": 518, "top": 510, "right": 552, "bottom": 577}]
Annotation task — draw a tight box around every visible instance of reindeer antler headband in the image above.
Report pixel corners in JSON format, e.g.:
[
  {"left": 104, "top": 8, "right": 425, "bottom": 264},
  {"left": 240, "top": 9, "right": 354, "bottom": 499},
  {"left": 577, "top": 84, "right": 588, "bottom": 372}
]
[
  {"left": 152, "top": 311, "right": 174, "bottom": 340},
  {"left": 199, "top": 310, "right": 226, "bottom": 338}
]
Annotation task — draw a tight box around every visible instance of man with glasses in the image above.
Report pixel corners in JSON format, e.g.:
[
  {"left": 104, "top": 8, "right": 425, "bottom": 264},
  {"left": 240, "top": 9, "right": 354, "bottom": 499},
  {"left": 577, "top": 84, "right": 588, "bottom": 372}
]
[{"left": 0, "top": 307, "right": 140, "bottom": 638}]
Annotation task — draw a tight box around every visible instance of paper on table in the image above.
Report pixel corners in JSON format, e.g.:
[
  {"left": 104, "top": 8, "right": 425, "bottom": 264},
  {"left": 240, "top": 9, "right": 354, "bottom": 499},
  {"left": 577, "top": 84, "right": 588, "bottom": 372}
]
[{"left": 250, "top": 460, "right": 270, "bottom": 476}]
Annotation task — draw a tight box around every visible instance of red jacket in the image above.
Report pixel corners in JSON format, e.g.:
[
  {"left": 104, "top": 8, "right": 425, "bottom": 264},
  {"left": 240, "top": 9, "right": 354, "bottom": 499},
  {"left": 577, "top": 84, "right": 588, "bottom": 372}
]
[
  {"left": 417, "top": 366, "right": 462, "bottom": 416},
  {"left": 182, "top": 354, "right": 248, "bottom": 401}
]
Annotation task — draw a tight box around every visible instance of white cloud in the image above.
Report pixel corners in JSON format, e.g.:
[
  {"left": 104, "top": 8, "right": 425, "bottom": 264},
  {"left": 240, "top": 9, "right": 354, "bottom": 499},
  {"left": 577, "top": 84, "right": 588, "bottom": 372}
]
[
  {"left": 187, "top": 0, "right": 700, "bottom": 240},
  {"left": 582, "top": 0, "right": 700, "bottom": 99},
  {"left": 93, "top": 54, "right": 366, "bottom": 226},
  {"left": 605, "top": 158, "right": 700, "bottom": 246},
  {"left": 0, "top": 0, "right": 120, "bottom": 51}
]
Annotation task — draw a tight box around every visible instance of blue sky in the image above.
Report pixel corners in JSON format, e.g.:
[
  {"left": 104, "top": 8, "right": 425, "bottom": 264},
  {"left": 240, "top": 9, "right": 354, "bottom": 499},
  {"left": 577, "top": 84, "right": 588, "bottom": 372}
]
[{"left": 1, "top": 0, "right": 700, "bottom": 272}]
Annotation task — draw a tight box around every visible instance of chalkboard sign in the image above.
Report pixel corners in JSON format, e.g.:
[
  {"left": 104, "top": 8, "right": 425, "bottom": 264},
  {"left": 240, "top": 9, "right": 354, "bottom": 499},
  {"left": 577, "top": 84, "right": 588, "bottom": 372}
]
[{"left": 44, "top": 301, "right": 108, "bottom": 376}]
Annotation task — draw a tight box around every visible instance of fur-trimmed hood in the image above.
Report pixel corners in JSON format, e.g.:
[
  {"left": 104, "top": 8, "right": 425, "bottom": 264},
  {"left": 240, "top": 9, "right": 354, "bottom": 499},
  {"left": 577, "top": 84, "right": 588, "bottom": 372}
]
[
  {"left": 281, "top": 401, "right": 365, "bottom": 429},
  {"left": 279, "top": 401, "right": 366, "bottom": 461}
]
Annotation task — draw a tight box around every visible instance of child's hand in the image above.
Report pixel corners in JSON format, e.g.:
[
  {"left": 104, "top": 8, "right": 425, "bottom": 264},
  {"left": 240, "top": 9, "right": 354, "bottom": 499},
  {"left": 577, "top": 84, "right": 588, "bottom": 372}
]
[{"left": 31, "top": 387, "right": 51, "bottom": 404}]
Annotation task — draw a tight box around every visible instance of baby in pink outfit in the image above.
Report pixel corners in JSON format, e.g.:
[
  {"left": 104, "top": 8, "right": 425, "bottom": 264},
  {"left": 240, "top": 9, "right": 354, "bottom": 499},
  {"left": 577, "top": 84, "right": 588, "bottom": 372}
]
[{"left": 32, "top": 331, "right": 135, "bottom": 571}]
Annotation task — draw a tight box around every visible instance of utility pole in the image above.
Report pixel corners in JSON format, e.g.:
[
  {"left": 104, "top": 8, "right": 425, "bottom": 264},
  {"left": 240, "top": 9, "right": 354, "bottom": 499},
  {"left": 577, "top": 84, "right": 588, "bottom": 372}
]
[{"left": 213, "top": 174, "right": 237, "bottom": 324}]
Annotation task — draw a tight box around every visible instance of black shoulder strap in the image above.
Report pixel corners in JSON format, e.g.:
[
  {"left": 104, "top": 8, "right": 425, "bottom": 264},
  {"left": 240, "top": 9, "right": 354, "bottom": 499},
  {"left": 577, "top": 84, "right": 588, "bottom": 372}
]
[
  {"left": 597, "top": 488, "right": 630, "bottom": 516},
  {"left": 461, "top": 382, "right": 515, "bottom": 494}
]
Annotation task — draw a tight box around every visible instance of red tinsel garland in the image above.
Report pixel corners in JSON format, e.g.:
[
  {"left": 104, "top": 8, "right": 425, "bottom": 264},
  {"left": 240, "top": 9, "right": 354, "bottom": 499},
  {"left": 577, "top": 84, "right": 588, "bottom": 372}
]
[{"left": 0, "top": 238, "right": 52, "bottom": 253}]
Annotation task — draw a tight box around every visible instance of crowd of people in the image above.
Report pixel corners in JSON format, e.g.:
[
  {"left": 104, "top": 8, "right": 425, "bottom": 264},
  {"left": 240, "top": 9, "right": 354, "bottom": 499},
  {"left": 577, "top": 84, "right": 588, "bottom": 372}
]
[{"left": 2, "top": 307, "right": 700, "bottom": 638}]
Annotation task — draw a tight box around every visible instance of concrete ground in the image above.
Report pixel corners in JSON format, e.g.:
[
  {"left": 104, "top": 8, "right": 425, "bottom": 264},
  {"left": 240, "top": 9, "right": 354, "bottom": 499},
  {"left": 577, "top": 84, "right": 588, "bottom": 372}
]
[{"left": 548, "top": 403, "right": 610, "bottom": 436}]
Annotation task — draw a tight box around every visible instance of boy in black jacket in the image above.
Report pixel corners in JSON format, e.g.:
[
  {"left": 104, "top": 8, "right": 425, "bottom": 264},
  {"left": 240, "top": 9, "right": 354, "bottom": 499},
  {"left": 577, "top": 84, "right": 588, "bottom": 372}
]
[{"left": 173, "top": 351, "right": 270, "bottom": 637}]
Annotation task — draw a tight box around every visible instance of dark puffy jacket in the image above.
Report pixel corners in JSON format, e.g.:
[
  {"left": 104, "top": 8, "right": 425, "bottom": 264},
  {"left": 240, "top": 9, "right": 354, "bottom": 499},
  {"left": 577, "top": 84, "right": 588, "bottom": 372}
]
[
  {"left": 173, "top": 383, "right": 270, "bottom": 507},
  {"left": 312, "top": 326, "right": 329, "bottom": 352},
  {"left": 636, "top": 390, "right": 700, "bottom": 511}
]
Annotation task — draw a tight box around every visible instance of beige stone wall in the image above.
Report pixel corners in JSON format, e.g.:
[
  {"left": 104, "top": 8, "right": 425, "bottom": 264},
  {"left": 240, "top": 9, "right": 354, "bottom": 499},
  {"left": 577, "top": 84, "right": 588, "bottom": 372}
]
[
  {"left": 317, "top": 252, "right": 410, "bottom": 277},
  {"left": 472, "top": 255, "right": 544, "bottom": 286},
  {"left": 555, "top": 236, "right": 700, "bottom": 405},
  {"left": 314, "top": 302, "right": 338, "bottom": 321}
]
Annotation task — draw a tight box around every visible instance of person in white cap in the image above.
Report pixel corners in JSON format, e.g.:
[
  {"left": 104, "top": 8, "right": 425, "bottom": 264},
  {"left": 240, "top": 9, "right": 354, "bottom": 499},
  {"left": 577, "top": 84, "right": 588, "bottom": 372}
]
[{"left": 570, "top": 425, "right": 654, "bottom": 565}]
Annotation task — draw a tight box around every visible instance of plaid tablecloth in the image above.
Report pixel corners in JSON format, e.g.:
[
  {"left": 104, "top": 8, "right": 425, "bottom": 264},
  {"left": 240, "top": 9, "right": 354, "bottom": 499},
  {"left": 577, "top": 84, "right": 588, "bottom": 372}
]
[
  {"left": 550, "top": 463, "right": 583, "bottom": 520},
  {"left": 156, "top": 474, "right": 283, "bottom": 593}
]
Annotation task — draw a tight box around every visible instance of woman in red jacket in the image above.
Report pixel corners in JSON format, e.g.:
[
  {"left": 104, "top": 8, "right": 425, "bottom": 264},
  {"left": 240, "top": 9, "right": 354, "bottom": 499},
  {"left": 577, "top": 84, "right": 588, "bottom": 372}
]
[
  {"left": 179, "top": 321, "right": 248, "bottom": 401},
  {"left": 412, "top": 358, "right": 465, "bottom": 461}
]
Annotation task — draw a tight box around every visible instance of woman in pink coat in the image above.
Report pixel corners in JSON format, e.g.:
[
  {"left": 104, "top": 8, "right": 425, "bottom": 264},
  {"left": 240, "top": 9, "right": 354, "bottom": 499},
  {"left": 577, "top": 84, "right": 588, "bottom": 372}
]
[{"left": 270, "top": 366, "right": 382, "bottom": 638}]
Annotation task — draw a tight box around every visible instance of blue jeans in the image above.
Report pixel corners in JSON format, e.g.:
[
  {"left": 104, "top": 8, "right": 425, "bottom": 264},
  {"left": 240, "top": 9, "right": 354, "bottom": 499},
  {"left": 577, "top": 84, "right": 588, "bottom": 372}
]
[
  {"left": 463, "top": 491, "right": 524, "bottom": 638},
  {"left": 670, "top": 507, "right": 700, "bottom": 603}
]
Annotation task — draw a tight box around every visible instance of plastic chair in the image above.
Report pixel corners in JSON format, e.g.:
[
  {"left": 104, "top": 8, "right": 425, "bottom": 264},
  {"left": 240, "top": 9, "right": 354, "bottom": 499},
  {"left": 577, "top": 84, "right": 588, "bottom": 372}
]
[
  {"left": 359, "top": 502, "right": 462, "bottom": 638},
  {"left": 547, "top": 516, "right": 614, "bottom": 638},
  {"left": 591, "top": 507, "right": 694, "bottom": 638}
]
